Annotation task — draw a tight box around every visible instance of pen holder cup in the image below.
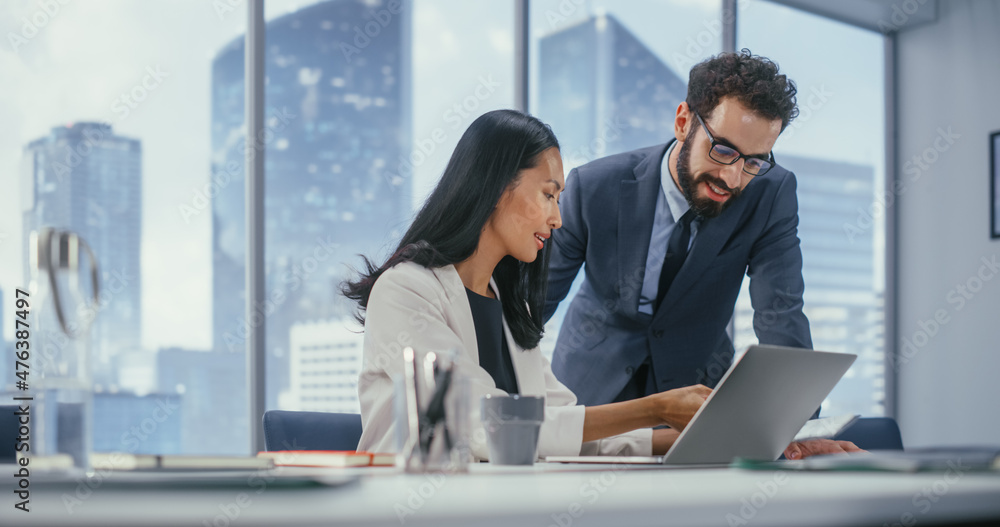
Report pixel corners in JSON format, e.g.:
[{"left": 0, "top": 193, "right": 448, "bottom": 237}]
[{"left": 393, "top": 348, "right": 472, "bottom": 473}]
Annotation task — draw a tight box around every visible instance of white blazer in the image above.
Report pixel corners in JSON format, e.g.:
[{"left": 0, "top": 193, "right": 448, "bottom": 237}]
[{"left": 356, "top": 261, "right": 652, "bottom": 460}]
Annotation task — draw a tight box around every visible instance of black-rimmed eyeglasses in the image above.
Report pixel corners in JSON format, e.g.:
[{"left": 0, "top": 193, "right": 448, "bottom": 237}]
[{"left": 694, "top": 112, "right": 775, "bottom": 177}]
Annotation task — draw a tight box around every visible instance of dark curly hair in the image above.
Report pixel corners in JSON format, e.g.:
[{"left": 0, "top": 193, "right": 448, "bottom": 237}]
[{"left": 686, "top": 49, "right": 798, "bottom": 131}]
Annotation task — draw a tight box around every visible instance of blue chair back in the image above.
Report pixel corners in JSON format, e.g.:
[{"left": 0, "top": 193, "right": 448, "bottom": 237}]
[
  {"left": 834, "top": 417, "right": 904, "bottom": 450},
  {"left": 1, "top": 405, "right": 17, "bottom": 463},
  {"left": 262, "top": 410, "right": 363, "bottom": 452}
]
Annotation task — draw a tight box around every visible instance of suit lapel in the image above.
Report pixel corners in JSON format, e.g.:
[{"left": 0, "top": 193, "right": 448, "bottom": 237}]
[{"left": 618, "top": 143, "right": 670, "bottom": 318}]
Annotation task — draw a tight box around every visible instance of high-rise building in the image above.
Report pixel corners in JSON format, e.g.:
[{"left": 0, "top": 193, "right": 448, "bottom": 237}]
[
  {"left": 20, "top": 122, "right": 143, "bottom": 370},
  {"left": 210, "top": 0, "right": 411, "bottom": 409},
  {"left": 536, "top": 13, "right": 688, "bottom": 358},
  {"left": 0, "top": 287, "right": 5, "bottom": 346},
  {"left": 734, "top": 154, "right": 884, "bottom": 416},
  {"left": 537, "top": 13, "right": 687, "bottom": 170},
  {"left": 0, "top": 287, "right": 6, "bottom": 388},
  {"left": 286, "top": 319, "right": 363, "bottom": 414},
  {"left": 156, "top": 347, "right": 247, "bottom": 455},
  {"left": 92, "top": 391, "right": 184, "bottom": 455}
]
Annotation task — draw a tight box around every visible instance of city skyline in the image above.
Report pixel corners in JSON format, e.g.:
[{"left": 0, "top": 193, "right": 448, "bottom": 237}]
[
  {"left": 20, "top": 122, "right": 143, "bottom": 371},
  {"left": 1, "top": 1, "right": 889, "bottom": 429},
  {"left": 210, "top": 0, "right": 411, "bottom": 411},
  {"left": 0, "top": 0, "right": 515, "bottom": 351}
]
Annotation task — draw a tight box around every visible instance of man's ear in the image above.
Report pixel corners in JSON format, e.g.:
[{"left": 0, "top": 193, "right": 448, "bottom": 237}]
[{"left": 674, "top": 101, "right": 692, "bottom": 143}]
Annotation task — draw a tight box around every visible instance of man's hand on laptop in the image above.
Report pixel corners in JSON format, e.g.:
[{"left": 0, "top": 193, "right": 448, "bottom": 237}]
[
  {"left": 646, "top": 384, "right": 713, "bottom": 430},
  {"left": 784, "top": 439, "right": 865, "bottom": 459}
]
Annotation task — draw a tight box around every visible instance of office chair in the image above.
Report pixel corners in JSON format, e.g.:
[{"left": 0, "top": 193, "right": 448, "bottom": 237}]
[
  {"left": 833, "top": 417, "right": 904, "bottom": 451},
  {"left": 1, "top": 405, "right": 18, "bottom": 463},
  {"left": 262, "top": 410, "right": 363, "bottom": 452}
]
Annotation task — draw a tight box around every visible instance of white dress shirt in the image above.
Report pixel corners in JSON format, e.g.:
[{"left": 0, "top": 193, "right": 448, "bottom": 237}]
[{"left": 637, "top": 140, "right": 700, "bottom": 315}]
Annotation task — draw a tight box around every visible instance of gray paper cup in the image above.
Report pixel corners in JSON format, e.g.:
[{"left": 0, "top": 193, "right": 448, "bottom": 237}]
[{"left": 481, "top": 394, "right": 545, "bottom": 465}]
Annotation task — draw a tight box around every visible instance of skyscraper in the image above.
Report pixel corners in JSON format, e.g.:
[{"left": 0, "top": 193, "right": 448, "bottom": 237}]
[
  {"left": 156, "top": 347, "right": 247, "bottom": 455},
  {"left": 20, "top": 122, "right": 143, "bottom": 370},
  {"left": 287, "top": 318, "right": 363, "bottom": 414},
  {"left": 536, "top": 13, "right": 688, "bottom": 357},
  {"left": 537, "top": 13, "right": 687, "bottom": 170},
  {"left": 0, "top": 287, "right": 6, "bottom": 388},
  {"left": 210, "top": 0, "right": 411, "bottom": 409},
  {"left": 734, "top": 154, "right": 884, "bottom": 415}
]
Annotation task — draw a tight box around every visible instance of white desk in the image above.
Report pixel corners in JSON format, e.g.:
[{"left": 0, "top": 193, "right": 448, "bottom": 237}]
[{"left": 4, "top": 464, "right": 1000, "bottom": 526}]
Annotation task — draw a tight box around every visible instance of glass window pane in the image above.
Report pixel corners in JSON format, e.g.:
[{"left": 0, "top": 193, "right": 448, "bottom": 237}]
[
  {"left": 737, "top": 0, "right": 887, "bottom": 416},
  {"left": 2, "top": 1, "right": 247, "bottom": 454},
  {"left": 530, "top": 0, "right": 723, "bottom": 358},
  {"left": 251, "top": 0, "right": 515, "bottom": 416}
]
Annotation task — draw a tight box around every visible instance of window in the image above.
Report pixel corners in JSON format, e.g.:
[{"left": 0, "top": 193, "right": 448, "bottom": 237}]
[
  {"left": 736, "top": 0, "right": 888, "bottom": 416},
  {"left": 529, "top": 0, "right": 723, "bottom": 358},
  {"left": 1, "top": 1, "right": 247, "bottom": 454},
  {"left": 234, "top": 0, "right": 517, "bottom": 417}
]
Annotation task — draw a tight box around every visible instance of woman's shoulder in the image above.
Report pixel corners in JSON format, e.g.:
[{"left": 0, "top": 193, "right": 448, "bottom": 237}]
[{"left": 371, "top": 261, "right": 454, "bottom": 299}]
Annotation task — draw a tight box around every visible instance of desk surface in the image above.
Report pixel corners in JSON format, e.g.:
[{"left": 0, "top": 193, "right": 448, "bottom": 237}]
[{"left": 3, "top": 463, "right": 1000, "bottom": 527}]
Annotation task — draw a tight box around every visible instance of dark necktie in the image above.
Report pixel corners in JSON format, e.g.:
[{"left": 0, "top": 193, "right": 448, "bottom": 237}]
[{"left": 655, "top": 209, "right": 696, "bottom": 310}]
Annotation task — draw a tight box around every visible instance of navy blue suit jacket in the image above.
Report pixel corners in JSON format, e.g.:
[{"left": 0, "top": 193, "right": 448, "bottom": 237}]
[{"left": 544, "top": 142, "right": 812, "bottom": 406}]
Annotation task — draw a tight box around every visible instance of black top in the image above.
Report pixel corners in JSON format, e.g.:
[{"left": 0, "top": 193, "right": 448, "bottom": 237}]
[{"left": 465, "top": 288, "right": 520, "bottom": 395}]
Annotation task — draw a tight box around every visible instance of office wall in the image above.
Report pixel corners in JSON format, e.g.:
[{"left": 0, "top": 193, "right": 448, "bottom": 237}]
[{"left": 896, "top": 0, "right": 1000, "bottom": 447}]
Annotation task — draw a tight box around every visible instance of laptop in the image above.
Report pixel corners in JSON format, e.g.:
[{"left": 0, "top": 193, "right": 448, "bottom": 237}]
[{"left": 546, "top": 344, "right": 857, "bottom": 466}]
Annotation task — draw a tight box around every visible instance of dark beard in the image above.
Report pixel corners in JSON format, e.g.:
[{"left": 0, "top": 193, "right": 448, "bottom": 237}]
[{"left": 675, "top": 138, "right": 742, "bottom": 219}]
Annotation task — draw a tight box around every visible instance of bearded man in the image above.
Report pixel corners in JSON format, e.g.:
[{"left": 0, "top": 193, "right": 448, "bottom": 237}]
[{"left": 544, "top": 50, "right": 814, "bottom": 406}]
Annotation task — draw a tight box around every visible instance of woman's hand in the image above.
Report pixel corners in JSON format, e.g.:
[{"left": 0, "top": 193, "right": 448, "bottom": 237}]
[
  {"left": 784, "top": 439, "right": 865, "bottom": 459},
  {"left": 582, "top": 384, "right": 710, "bottom": 443},
  {"left": 644, "top": 384, "right": 713, "bottom": 430}
]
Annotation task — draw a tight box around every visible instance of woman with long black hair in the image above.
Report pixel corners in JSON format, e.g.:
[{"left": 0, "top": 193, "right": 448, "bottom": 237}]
[{"left": 345, "top": 109, "right": 712, "bottom": 459}]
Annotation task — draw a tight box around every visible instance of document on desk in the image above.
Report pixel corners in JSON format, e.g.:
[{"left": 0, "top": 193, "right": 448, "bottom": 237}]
[
  {"left": 90, "top": 453, "right": 275, "bottom": 471},
  {"left": 32, "top": 467, "right": 359, "bottom": 488},
  {"left": 734, "top": 448, "right": 1000, "bottom": 473}
]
